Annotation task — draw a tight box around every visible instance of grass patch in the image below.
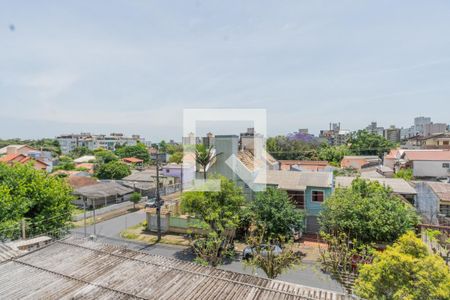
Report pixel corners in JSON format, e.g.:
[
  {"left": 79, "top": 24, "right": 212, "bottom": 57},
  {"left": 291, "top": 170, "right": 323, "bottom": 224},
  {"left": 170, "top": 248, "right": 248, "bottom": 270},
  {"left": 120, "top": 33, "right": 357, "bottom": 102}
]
[{"left": 120, "top": 222, "right": 190, "bottom": 246}]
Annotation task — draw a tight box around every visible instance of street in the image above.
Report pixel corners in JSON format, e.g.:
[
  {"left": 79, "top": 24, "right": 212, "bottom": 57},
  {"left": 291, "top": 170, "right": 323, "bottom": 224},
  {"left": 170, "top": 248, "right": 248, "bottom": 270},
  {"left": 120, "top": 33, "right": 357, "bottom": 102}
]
[{"left": 71, "top": 209, "right": 346, "bottom": 293}]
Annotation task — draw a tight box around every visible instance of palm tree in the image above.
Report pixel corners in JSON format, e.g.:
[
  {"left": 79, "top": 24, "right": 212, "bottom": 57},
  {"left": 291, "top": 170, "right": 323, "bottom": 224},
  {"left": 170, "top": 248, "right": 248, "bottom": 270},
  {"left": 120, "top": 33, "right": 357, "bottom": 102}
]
[{"left": 195, "top": 144, "right": 221, "bottom": 180}]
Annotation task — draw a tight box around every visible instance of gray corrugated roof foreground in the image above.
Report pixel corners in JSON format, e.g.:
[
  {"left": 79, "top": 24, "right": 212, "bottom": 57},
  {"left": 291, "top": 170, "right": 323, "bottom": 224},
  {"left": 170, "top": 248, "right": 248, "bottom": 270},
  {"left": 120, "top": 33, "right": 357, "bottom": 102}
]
[{"left": 0, "top": 237, "right": 355, "bottom": 300}]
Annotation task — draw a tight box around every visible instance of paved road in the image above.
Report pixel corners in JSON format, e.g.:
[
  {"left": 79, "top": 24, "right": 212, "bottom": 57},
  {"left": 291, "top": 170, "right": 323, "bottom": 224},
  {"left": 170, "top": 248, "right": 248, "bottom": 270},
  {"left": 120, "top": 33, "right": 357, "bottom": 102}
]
[{"left": 71, "top": 210, "right": 346, "bottom": 293}]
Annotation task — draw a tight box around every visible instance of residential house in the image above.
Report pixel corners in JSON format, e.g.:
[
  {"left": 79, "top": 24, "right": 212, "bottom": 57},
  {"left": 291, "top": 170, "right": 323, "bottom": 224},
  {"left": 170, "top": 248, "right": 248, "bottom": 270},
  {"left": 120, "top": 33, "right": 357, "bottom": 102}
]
[
  {"left": 0, "top": 144, "right": 37, "bottom": 156},
  {"left": 0, "top": 153, "right": 49, "bottom": 171},
  {"left": 335, "top": 176, "right": 417, "bottom": 204},
  {"left": 161, "top": 163, "right": 195, "bottom": 187},
  {"left": 254, "top": 170, "right": 334, "bottom": 233},
  {"left": 0, "top": 144, "right": 53, "bottom": 170},
  {"left": 122, "top": 157, "right": 144, "bottom": 168},
  {"left": 207, "top": 133, "right": 279, "bottom": 199},
  {"left": 340, "top": 155, "right": 381, "bottom": 171},
  {"left": 421, "top": 133, "right": 450, "bottom": 149},
  {"left": 121, "top": 169, "right": 176, "bottom": 196},
  {"left": 279, "top": 160, "right": 331, "bottom": 172},
  {"left": 415, "top": 181, "right": 450, "bottom": 225},
  {"left": 400, "top": 150, "right": 450, "bottom": 178},
  {"left": 73, "top": 181, "right": 134, "bottom": 207},
  {"left": 383, "top": 126, "right": 401, "bottom": 143}
]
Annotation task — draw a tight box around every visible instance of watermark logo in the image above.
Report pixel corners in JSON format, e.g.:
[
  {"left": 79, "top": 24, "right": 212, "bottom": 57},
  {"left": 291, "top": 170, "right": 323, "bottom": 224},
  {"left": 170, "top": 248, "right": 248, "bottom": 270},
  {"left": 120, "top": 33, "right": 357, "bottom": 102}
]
[{"left": 182, "top": 109, "right": 267, "bottom": 192}]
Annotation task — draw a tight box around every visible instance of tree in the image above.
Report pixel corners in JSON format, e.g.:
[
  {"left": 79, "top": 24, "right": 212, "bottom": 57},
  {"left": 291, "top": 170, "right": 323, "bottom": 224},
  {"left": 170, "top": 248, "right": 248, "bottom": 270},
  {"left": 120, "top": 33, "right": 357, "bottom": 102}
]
[
  {"left": 130, "top": 192, "right": 141, "bottom": 209},
  {"left": 349, "top": 130, "right": 396, "bottom": 157},
  {"left": 319, "top": 178, "right": 419, "bottom": 244},
  {"left": 355, "top": 231, "right": 450, "bottom": 299},
  {"left": 168, "top": 151, "right": 183, "bottom": 164},
  {"left": 53, "top": 156, "right": 75, "bottom": 171},
  {"left": 181, "top": 175, "right": 244, "bottom": 265},
  {"left": 318, "top": 144, "right": 352, "bottom": 166},
  {"left": 245, "top": 236, "right": 301, "bottom": 279},
  {"left": 69, "top": 146, "right": 93, "bottom": 158},
  {"left": 115, "top": 142, "right": 150, "bottom": 163},
  {"left": 0, "top": 163, "right": 73, "bottom": 240},
  {"left": 394, "top": 168, "right": 413, "bottom": 181},
  {"left": 95, "top": 160, "right": 131, "bottom": 179},
  {"left": 195, "top": 144, "right": 221, "bottom": 180},
  {"left": 94, "top": 149, "right": 118, "bottom": 164},
  {"left": 250, "top": 188, "right": 304, "bottom": 242},
  {"left": 266, "top": 135, "right": 319, "bottom": 160}
]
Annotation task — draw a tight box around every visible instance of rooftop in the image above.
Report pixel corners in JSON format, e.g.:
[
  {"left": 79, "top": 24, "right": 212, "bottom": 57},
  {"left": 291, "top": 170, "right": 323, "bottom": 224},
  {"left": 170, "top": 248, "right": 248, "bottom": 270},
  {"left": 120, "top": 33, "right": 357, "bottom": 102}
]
[
  {"left": 0, "top": 237, "right": 351, "bottom": 299},
  {"left": 402, "top": 150, "right": 450, "bottom": 161},
  {"left": 255, "top": 170, "right": 333, "bottom": 191},
  {"left": 335, "top": 177, "right": 417, "bottom": 195},
  {"left": 74, "top": 181, "right": 133, "bottom": 199},
  {"left": 122, "top": 157, "right": 144, "bottom": 163},
  {"left": 427, "top": 182, "right": 450, "bottom": 203}
]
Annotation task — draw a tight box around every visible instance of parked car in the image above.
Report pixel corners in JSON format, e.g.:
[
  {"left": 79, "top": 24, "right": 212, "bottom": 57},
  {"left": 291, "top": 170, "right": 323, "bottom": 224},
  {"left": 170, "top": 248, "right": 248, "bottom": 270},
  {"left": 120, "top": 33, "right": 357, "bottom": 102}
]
[
  {"left": 242, "top": 244, "right": 282, "bottom": 260},
  {"left": 144, "top": 198, "right": 164, "bottom": 208}
]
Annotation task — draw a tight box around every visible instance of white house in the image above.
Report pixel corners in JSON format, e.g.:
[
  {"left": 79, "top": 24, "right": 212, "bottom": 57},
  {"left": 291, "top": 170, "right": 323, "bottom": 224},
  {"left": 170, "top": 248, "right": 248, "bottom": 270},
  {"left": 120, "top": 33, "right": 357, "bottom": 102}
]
[{"left": 401, "top": 150, "right": 450, "bottom": 178}]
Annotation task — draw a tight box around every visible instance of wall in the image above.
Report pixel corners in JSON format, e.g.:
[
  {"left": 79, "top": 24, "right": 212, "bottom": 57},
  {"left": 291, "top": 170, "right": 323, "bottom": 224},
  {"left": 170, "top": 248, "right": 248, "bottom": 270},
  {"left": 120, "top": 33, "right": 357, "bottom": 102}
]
[
  {"left": 413, "top": 160, "right": 450, "bottom": 177},
  {"left": 415, "top": 182, "right": 440, "bottom": 224},
  {"left": 304, "top": 186, "right": 332, "bottom": 234}
]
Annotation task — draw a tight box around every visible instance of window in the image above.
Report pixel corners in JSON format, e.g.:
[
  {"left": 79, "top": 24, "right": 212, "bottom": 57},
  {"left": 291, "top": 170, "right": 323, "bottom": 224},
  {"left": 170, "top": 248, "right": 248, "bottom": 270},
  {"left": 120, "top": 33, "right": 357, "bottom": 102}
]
[
  {"left": 443, "top": 141, "right": 449, "bottom": 146},
  {"left": 288, "top": 191, "right": 304, "bottom": 209},
  {"left": 312, "top": 190, "right": 324, "bottom": 202},
  {"left": 443, "top": 163, "right": 450, "bottom": 168}
]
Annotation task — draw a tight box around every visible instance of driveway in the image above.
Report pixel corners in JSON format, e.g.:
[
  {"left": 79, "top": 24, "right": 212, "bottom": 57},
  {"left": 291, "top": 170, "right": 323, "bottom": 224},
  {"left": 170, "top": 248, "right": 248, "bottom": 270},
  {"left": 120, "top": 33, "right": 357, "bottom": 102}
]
[{"left": 71, "top": 210, "right": 346, "bottom": 293}]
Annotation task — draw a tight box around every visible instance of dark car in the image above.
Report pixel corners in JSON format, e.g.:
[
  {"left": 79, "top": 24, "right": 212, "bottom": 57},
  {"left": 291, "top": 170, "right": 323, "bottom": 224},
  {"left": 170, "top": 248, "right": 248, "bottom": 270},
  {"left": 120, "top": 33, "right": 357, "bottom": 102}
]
[{"left": 242, "top": 244, "right": 282, "bottom": 260}]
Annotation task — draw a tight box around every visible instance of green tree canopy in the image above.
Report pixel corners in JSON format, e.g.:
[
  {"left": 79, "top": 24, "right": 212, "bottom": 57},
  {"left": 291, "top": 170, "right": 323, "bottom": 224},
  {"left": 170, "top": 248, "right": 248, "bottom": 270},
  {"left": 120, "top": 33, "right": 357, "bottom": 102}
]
[
  {"left": 0, "top": 163, "right": 73, "bottom": 239},
  {"left": 349, "top": 130, "right": 396, "bottom": 157},
  {"left": 355, "top": 231, "right": 450, "bottom": 299},
  {"left": 250, "top": 188, "right": 304, "bottom": 242},
  {"left": 53, "top": 156, "right": 75, "bottom": 171},
  {"left": 318, "top": 144, "right": 352, "bottom": 166},
  {"left": 319, "top": 178, "right": 419, "bottom": 244},
  {"left": 168, "top": 151, "right": 183, "bottom": 164},
  {"left": 115, "top": 142, "right": 150, "bottom": 162},
  {"left": 95, "top": 160, "right": 131, "bottom": 179},
  {"left": 266, "top": 136, "right": 319, "bottom": 160},
  {"left": 394, "top": 168, "right": 413, "bottom": 181},
  {"left": 181, "top": 175, "right": 244, "bottom": 235},
  {"left": 69, "top": 146, "right": 93, "bottom": 158},
  {"left": 94, "top": 149, "right": 118, "bottom": 164}
]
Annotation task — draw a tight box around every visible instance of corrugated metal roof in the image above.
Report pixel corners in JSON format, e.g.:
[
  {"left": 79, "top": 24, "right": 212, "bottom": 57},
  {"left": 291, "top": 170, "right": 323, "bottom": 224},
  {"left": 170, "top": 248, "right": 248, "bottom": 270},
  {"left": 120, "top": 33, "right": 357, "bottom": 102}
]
[
  {"left": 74, "top": 182, "right": 133, "bottom": 199},
  {"left": 0, "top": 237, "right": 353, "bottom": 299},
  {"left": 427, "top": 182, "right": 450, "bottom": 202}
]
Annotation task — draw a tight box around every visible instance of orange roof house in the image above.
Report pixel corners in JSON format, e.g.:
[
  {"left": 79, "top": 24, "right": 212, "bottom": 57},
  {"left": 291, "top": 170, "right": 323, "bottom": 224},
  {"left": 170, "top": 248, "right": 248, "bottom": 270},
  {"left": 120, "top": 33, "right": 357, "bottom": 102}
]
[
  {"left": 340, "top": 155, "right": 381, "bottom": 171},
  {"left": 122, "top": 157, "right": 144, "bottom": 164},
  {"left": 0, "top": 153, "right": 48, "bottom": 171}
]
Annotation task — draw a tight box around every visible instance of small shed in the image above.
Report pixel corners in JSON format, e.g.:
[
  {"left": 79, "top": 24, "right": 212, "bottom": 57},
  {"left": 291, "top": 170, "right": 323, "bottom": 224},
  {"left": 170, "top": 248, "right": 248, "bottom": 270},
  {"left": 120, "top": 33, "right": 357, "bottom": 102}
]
[{"left": 73, "top": 182, "right": 134, "bottom": 207}]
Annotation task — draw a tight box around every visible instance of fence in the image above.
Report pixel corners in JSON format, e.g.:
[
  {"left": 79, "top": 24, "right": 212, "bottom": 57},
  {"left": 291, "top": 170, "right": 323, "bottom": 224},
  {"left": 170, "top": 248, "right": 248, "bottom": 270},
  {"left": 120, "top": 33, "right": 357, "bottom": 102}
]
[
  {"left": 0, "top": 212, "right": 73, "bottom": 244},
  {"left": 147, "top": 214, "right": 207, "bottom": 234},
  {"left": 419, "top": 224, "right": 450, "bottom": 265}
]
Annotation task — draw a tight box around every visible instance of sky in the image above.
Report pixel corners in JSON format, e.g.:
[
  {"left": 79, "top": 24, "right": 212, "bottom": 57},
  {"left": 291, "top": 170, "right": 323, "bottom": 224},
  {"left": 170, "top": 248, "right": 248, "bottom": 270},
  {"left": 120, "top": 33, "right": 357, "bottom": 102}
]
[{"left": 1, "top": 1, "right": 450, "bottom": 142}]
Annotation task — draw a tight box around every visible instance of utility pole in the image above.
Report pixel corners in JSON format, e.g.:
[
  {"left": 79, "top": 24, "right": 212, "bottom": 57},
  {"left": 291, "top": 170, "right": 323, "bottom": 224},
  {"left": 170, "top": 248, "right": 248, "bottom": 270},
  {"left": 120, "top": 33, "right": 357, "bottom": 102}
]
[
  {"left": 83, "top": 198, "right": 87, "bottom": 238},
  {"left": 156, "top": 147, "right": 162, "bottom": 241}
]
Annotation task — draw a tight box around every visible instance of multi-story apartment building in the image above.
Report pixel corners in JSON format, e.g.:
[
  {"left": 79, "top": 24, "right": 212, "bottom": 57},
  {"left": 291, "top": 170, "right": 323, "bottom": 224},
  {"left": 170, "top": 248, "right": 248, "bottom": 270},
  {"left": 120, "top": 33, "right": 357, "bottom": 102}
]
[
  {"left": 57, "top": 132, "right": 147, "bottom": 154},
  {"left": 366, "top": 121, "right": 384, "bottom": 136},
  {"left": 384, "top": 125, "right": 401, "bottom": 143}
]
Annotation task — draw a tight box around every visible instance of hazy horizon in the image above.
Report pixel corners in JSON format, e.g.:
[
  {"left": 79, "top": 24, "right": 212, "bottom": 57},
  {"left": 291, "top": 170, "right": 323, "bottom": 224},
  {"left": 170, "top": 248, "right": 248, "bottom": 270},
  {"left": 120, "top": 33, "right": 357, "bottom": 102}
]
[{"left": 1, "top": 1, "right": 449, "bottom": 141}]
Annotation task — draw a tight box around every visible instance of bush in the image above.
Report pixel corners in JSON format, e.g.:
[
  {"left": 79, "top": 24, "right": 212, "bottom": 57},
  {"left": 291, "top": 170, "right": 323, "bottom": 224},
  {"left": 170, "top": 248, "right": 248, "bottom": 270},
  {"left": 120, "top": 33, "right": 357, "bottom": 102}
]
[
  {"left": 319, "top": 178, "right": 419, "bottom": 244},
  {"left": 355, "top": 232, "right": 450, "bottom": 299}
]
